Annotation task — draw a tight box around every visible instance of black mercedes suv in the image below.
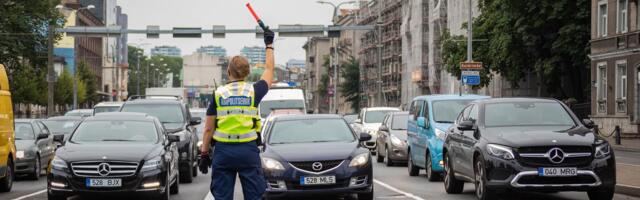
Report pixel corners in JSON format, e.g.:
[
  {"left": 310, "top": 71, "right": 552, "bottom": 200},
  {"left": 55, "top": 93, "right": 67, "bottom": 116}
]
[
  {"left": 120, "top": 96, "right": 201, "bottom": 183},
  {"left": 443, "top": 98, "right": 615, "bottom": 200},
  {"left": 47, "top": 113, "right": 180, "bottom": 200}
]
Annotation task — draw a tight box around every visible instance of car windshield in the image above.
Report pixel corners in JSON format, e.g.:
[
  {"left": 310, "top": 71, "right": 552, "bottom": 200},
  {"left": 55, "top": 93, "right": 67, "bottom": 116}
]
[
  {"left": 259, "top": 100, "right": 305, "bottom": 118},
  {"left": 94, "top": 106, "right": 121, "bottom": 114},
  {"left": 484, "top": 102, "right": 576, "bottom": 127},
  {"left": 391, "top": 114, "right": 409, "bottom": 130},
  {"left": 364, "top": 110, "right": 394, "bottom": 123},
  {"left": 71, "top": 121, "right": 158, "bottom": 143},
  {"left": 42, "top": 120, "right": 80, "bottom": 134},
  {"left": 121, "top": 104, "right": 184, "bottom": 123},
  {"left": 269, "top": 119, "right": 355, "bottom": 144},
  {"left": 433, "top": 100, "right": 473, "bottom": 123},
  {"left": 15, "top": 123, "right": 35, "bottom": 140}
]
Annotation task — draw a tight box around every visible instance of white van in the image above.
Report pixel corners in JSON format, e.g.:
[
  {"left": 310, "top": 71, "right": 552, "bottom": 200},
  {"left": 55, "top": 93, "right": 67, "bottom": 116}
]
[{"left": 259, "top": 88, "right": 306, "bottom": 121}]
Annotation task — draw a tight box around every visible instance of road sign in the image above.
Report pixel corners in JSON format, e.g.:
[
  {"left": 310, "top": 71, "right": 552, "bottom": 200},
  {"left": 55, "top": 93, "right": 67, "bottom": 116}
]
[
  {"left": 460, "top": 61, "right": 483, "bottom": 70},
  {"left": 461, "top": 70, "right": 480, "bottom": 76},
  {"left": 462, "top": 73, "right": 481, "bottom": 86}
]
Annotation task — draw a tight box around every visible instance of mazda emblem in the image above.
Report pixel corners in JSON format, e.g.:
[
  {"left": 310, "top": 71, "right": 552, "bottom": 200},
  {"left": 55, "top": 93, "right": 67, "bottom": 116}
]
[
  {"left": 311, "top": 162, "right": 323, "bottom": 171},
  {"left": 547, "top": 148, "right": 565, "bottom": 164},
  {"left": 98, "top": 163, "right": 111, "bottom": 176}
]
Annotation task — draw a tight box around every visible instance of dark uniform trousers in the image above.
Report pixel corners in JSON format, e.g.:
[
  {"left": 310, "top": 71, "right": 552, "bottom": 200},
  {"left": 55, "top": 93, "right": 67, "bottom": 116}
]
[{"left": 210, "top": 141, "right": 266, "bottom": 200}]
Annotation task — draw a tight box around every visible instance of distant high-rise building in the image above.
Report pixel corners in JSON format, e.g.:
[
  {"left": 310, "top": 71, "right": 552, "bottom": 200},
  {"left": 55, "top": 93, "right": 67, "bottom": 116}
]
[
  {"left": 240, "top": 46, "right": 266, "bottom": 65},
  {"left": 286, "top": 59, "right": 305, "bottom": 68},
  {"left": 196, "top": 46, "right": 227, "bottom": 58},
  {"left": 151, "top": 46, "right": 181, "bottom": 57}
]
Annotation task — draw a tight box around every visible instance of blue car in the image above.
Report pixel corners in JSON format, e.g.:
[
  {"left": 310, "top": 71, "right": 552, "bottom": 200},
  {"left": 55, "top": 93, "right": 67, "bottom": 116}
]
[{"left": 406, "top": 95, "right": 489, "bottom": 181}]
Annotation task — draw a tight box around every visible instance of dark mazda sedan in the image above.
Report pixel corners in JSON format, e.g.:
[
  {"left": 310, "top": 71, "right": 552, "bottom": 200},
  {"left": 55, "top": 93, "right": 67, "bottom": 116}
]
[
  {"left": 47, "top": 113, "right": 180, "bottom": 200},
  {"left": 261, "top": 115, "right": 374, "bottom": 200},
  {"left": 442, "top": 98, "right": 615, "bottom": 200}
]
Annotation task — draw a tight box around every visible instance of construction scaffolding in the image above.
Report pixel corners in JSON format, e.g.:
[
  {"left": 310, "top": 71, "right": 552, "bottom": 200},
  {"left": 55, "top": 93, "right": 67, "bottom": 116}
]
[{"left": 358, "top": 0, "right": 403, "bottom": 108}]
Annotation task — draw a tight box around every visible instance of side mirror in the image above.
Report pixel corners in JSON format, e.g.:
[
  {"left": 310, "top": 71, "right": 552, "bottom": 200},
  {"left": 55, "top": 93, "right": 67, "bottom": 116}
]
[
  {"left": 190, "top": 117, "right": 202, "bottom": 126},
  {"left": 457, "top": 120, "right": 476, "bottom": 131},
  {"left": 53, "top": 134, "right": 65, "bottom": 144},
  {"left": 168, "top": 135, "right": 180, "bottom": 143},
  {"left": 379, "top": 125, "right": 389, "bottom": 132},
  {"left": 36, "top": 133, "right": 48, "bottom": 140},
  {"left": 359, "top": 132, "right": 372, "bottom": 142},
  {"left": 417, "top": 117, "right": 429, "bottom": 128},
  {"left": 582, "top": 119, "right": 595, "bottom": 129}
]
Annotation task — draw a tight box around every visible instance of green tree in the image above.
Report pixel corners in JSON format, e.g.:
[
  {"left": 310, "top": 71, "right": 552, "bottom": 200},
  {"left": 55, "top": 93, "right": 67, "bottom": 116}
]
[
  {"left": 11, "top": 65, "right": 45, "bottom": 105},
  {"left": 339, "top": 57, "right": 360, "bottom": 113},
  {"left": 76, "top": 61, "right": 98, "bottom": 104},
  {"left": 442, "top": 0, "right": 591, "bottom": 101},
  {"left": 55, "top": 70, "right": 73, "bottom": 105},
  {"left": 76, "top": 78, "right": 87, "bottom": 104}
]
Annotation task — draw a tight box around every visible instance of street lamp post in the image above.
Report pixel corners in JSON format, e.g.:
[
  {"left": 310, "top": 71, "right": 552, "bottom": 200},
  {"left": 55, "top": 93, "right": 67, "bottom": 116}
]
[{"left": 317, "top": 0, "right": 356, "bottom": 114}]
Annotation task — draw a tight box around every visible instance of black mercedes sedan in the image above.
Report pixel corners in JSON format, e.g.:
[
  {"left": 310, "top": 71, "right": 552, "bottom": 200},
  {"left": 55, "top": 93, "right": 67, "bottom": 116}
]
[
  {"left": 261, "top": 115, "right": 374, "bottom": 200},
  {"left": 443, "top": 98, "right": 615, "bottom": 200},
  {"left": 47, "top": 113, "right": 180, "bottom": 200}
]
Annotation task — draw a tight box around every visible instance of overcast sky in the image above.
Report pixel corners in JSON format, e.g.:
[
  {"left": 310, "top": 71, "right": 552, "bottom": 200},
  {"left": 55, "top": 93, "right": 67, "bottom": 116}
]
[{"left": 118, "top": 0, "right": 359, "bottom": 65}]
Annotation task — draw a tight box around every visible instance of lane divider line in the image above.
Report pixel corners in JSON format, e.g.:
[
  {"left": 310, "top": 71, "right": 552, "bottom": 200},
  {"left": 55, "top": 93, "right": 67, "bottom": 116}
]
[
  {"left": 12, "top": 189, "right": 47, "bottom": 200},
  {"left": 204, "top": 191, "right": 214, "bottom": 200},
  {"left": 374, "top": 179, "right": 426, "bottom": 200}
]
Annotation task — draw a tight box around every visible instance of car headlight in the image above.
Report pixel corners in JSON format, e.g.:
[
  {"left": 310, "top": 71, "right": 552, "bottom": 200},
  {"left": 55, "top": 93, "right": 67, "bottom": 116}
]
[
  {"left": 390, "top": 135, "right": 403, "bottom": 146},
  {"left": 435, "top": 129, "right": 446, "bottom": 140},
  {"left": 16, "top": 150, "right": 25, "bottom": 159},
  {"left": 368, "top": 130, "right": 377, "bottom": 137},
  {"left": 349, "top": 153, "right": 370, "bottom": 167},
  {"left": 141, "top": 157, "right": 163, "bottom": 172},
  {"left": 51, "top": 156, "right": 68, "bottom": 170},
  {"left": 197, "top": 141, "right": 203, "bottom": 148},
  {"left": 486, "top": 144, "right": 515, "bottom": 160},
  {"left": 261, "top": 157, "right": 284, "bottom": 171},
  {"left": 595, "top": 142, "right": 611, "bottom": 159}
]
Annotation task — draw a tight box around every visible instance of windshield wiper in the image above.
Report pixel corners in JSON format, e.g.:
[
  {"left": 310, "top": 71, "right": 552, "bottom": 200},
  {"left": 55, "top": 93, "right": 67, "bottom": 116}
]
[
  {"left": 435, "top": 120, "right": 454, "bottom": 123},
  {"left": 102, "top": 139, "right": 135, "bottom": 142},
  {"left": 310, "top": 140, "right": 341, "bottom": 143}
]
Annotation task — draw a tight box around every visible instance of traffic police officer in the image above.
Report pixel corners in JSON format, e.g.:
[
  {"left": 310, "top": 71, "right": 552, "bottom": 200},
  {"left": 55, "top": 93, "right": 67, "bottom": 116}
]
[{"left": 200, "top": 28, "right": 275, "bottom": 200}]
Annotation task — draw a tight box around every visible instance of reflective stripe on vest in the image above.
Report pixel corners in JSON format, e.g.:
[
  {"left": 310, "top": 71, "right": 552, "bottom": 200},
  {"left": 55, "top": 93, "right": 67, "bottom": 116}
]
[
  {"left": 213, "top": 130, "right": 258, "bottom": 142},
  {"left": 216, "top": 108, "right": 258, "bottom": 117}
]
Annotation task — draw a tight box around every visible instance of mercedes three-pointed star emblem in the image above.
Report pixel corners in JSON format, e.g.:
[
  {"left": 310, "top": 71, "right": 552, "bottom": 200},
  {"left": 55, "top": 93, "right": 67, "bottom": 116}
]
[
  {"left": 547, "top": 148, "right": 565, "bottom": 164},
  {"left": 311, "top": 162, "right": 323, "bottom": 171},
  {"left": 98, "top": 163, "right": 111, "bottom": 176}
]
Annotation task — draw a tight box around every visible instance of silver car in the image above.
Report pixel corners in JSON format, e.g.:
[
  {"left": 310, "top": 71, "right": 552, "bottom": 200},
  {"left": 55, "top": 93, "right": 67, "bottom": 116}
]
[
  {"left": 375, "top": 112, "right": 409, "bottom": 166},
  {"left": 14, "top": 119, "right": 56, "bottom": 180}
]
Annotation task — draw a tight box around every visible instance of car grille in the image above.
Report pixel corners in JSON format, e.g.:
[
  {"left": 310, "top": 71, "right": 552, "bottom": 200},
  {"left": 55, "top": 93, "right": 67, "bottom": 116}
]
[
  {"left": 516, "top": 174, "right": 597, "bottom": 185},
  {"left": 516, "top": 146, "right": 593, "bottom": 167},
  {"left": 289, "top": 160, "right": 344, "bottom": 173},
  {"left": 71, "top": 161, "right": 139, "bottom": 177}
]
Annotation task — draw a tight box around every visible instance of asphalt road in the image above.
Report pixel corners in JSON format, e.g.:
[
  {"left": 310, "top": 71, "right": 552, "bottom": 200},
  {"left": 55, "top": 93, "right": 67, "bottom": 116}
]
[
  {"left": 2, "top": 154, "right": 640, "bottom": 200},
  {"left": 616, "top": 150, "right": 640, "bottom": 165}
]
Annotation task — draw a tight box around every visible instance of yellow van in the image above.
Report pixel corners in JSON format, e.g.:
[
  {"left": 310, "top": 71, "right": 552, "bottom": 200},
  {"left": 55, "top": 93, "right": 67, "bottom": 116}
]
[{"left": 0, "top": 64, "right": 15, "bottom": 192}]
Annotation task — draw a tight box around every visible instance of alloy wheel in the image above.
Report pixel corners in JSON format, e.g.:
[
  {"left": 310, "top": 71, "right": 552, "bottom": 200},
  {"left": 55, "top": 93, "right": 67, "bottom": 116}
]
[
  {"left": 444, "top": 155, "right": 450, "bottom": 187},
  {"left": 475, "top": 160, "right": 484, "bottom": 198}
]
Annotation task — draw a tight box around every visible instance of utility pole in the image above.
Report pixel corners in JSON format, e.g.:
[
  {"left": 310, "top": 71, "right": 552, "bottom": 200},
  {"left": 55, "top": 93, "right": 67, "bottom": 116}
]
[
  {"left": 136, "top": 53, "right": 141, "bottom": 95},
  {"left": 47, "top": 23, "right": 55, "bottom": 117},
  {"left": 460, "top": 0, "right": 474, "bottom": 96}
]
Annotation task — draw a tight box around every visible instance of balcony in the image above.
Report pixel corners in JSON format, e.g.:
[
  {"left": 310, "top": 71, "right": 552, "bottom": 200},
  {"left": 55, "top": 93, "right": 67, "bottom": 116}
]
[{"left": 591, "top": 30, "right": 640, "bottom": 55}]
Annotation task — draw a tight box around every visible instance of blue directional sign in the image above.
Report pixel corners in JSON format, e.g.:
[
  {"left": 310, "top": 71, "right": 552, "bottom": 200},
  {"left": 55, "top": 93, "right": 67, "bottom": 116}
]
[{"left": 461, "top": 71, "right": 481, "bottom": 86}]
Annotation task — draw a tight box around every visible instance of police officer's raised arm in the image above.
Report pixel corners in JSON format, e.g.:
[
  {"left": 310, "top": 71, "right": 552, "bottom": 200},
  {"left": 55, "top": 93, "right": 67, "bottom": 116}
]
[{"left": 261, "top": 28, "right": 275, "bottom": 88}]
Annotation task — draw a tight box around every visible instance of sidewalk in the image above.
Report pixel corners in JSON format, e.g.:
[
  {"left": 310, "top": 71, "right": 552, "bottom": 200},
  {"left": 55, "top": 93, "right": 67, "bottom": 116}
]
[
  {"left": 611, "top": 138, "right": 640, "bottom": 197},
  {"left": 610, "top": 138, "right": 640, "bottom": 152}
]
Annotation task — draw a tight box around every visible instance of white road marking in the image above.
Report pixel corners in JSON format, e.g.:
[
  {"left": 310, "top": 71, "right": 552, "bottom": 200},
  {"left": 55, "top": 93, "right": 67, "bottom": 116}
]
[
  {"left": 12, "top": 189, "right": 47, "bottom": 200},
  {"left": 618, "top": 163, "right": 640, "bottom": 167},
  {"left": 374, "top": 179, "right": 425, "bottom": 200},
  {"left": 204, "top": 191, "right": 213, "bottom": 200},
  {"left": 618, "top": 184, "right": 640, "bottom": 189}
]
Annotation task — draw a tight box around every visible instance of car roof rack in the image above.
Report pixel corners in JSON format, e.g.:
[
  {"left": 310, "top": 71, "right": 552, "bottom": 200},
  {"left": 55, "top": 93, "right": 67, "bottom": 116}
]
[{"left": 127, "top": 95, "right": 183, "bottom": 101}]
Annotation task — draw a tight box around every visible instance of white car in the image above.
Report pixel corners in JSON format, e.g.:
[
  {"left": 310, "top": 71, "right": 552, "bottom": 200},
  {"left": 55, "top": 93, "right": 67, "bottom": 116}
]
[
  {"left": 92, "top": 102, "right": 124, "bottom": 115},
  {"left": 352, "top": 107, "right": 400, "bottom": 153}
]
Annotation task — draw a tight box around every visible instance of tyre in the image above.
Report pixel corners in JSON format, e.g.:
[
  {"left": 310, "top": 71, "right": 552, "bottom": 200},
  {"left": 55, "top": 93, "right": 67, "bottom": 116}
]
[
  {"left": 587, "top": 188, "right": 614, "bottom": 200},
  {"left": 47, "top": 192, "right": 67, "bottom": 200},
  {"left": 179, "top": 161, "right": 194, "bottom": 183},
  {"left": 29, "top": 156, "right": 41, "bottom": 180},
  {"left": 357, "top": 185, "right": 374, "bottom": 200},
  {"left": 443, "top": 153, "right": 463, "bottom": 194},
  {"left": 474, "top": 157, "right": 496, "bottom": 200},
  {"left": 426, "top": 152, "right": 440, "bottom": 182},
  {"left": 0, "top": 158, "right": 13, "bottom": 192},
  {"left": 407, "top": 152, "right": 419, "bottom": 176},
  {"left": 384, "top": 147, "right": 394, "bottom": 167}
]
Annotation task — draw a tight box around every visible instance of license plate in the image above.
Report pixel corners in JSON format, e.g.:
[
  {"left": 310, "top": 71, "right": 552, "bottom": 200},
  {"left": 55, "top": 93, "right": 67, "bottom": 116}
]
[
  {"left": 86, "top": 178, "right": 122, "bottom": 187},
  {"left": 538, "top": 167, "right": 577, "bottom": 177},
  {"left": 300, "top": 176, "right": 336, "bottom": 185}
]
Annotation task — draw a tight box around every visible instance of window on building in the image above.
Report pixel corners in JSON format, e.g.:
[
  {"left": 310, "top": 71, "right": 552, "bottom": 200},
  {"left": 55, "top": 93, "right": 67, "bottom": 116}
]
[
  {"left": 597, "top": 62, "right": 608, "bottom": 113},
  {"left": 618, "top": 0, "right": 628, "bottom": 33},
  {"left": 599, "top": 1, "right": 609, "bottom": 37},
  {"left": 616, "top": 61, "right": 627, "bottom": 112}
]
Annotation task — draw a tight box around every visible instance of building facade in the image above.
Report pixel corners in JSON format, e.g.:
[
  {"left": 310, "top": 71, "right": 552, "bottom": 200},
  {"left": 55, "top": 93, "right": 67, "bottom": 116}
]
[
  {"left": 303, "top": 37, "right": 331, "bottom": 114},
  {"left": 196, "top": 46, "right": 227, "bottom": 58},
  {"left": 590, "top": 0, "right": 640, "bottom": 138},
  {"left": 240, "top": 46, "right": 266, "bottom": 66},
  {"left": 334, "top": 9, "right": 362, "bottom": 114},
  {"left": 286, "top": 59, "right": 305, "bottom": 69},
  {"left": 182, "top": 53, "right": 222, "bottom": 107},
  {"left": 151, "top": 46, "right": 181, "bottom": 57}
]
